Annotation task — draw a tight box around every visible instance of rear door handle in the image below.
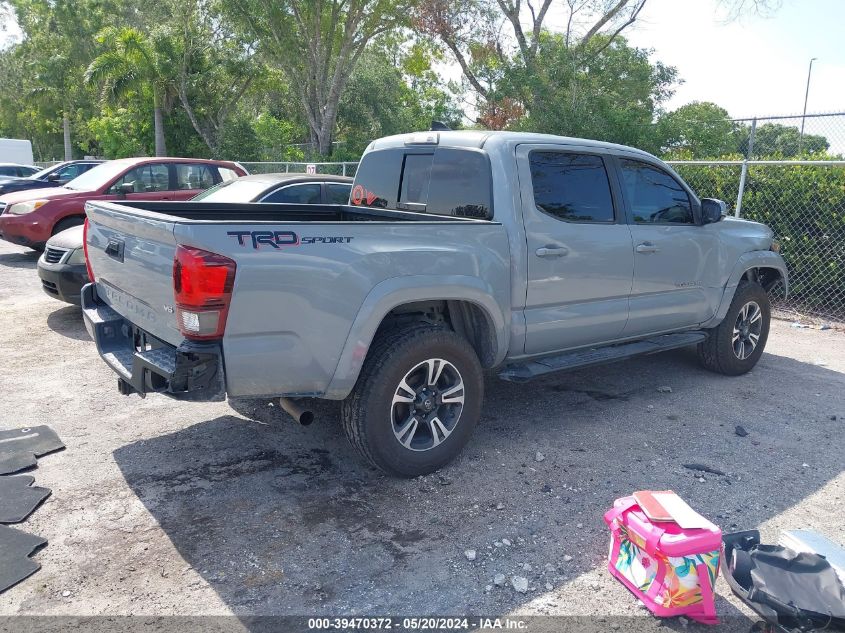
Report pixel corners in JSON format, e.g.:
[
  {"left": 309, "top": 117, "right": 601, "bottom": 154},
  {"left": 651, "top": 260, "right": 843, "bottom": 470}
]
[
  {"left": 635, "top": 242, "right": 659, "bottom": 254},
  {"left": 535, "top": 246, "right": 569, "bottom": 258}
]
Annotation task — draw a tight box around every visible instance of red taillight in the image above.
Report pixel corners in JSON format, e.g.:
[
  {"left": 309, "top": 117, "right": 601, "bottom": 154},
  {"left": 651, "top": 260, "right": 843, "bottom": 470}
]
[
  {"left": 173, "top": 245, "right": 237, "bottom": 340},
  {"left": 83, "top": 218, "right": 95, "bottom": 282}
]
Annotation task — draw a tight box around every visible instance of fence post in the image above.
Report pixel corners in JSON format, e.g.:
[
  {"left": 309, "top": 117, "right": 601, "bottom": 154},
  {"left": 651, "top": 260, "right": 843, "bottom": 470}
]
[
  {"left": 342, "top": 163, "right": 347, "bottom": 177},
  {"left": 735, "top": 118, "right": 757, "bottom": 217}
]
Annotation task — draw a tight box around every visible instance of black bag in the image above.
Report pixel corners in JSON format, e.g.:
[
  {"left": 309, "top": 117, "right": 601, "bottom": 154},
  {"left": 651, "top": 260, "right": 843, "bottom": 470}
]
[{"left": 722, "top": 531, "right": 845, "bottom": 632}]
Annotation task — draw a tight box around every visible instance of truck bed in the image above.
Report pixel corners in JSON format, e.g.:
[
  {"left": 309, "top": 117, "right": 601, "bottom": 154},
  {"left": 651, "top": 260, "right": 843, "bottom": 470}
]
[
  {"left": 83, "top": 198, "right": 510, "bottom": 400},
  {"left": 107, "top": 200, "right": 494, "bottom": 224}
]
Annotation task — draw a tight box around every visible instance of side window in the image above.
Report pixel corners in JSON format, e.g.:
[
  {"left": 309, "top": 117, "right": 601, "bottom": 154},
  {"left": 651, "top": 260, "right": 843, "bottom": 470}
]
[
  {"left": 529, "top": 152, "right": 615, "bottom": 223},
  {"left": 262, "top": 183, "right": 322, "bottom": 204},
  {"left": 326, "top": 183, "right": 351, "bottom": 204},
  {"left": 56, "top": 164, "right": 85, "bottom": 180},
  {"left": 175, "top": 164, "right": 215, "bottom": 191},
  {"left": 218, "top": 167, "right": 240, "bottom": 182},
  {"left": 619, "top": 159, "right": 693, "bottom": 224},
  {"left": 109, "top": 164, "right": 170, "bottom": 193},
  {"left": 0, "top": 166, "right": 15, "bottom": 177}
]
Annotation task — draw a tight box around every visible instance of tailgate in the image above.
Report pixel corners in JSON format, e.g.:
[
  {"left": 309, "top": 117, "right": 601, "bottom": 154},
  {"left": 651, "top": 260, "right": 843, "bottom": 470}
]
[{"left": 85, "top": 201, "right": 182, "bottom": 345}]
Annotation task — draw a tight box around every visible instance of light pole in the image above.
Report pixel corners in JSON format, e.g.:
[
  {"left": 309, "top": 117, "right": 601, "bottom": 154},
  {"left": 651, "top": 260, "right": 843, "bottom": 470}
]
[{"left": 799, "top": 57, "right": 817, "bottom": 155}]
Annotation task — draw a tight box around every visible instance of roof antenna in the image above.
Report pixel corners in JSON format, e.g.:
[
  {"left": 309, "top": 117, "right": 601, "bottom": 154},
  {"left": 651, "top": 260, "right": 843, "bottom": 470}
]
[{"left": 430, "top": 120, "right": 451, "bottom": 131}]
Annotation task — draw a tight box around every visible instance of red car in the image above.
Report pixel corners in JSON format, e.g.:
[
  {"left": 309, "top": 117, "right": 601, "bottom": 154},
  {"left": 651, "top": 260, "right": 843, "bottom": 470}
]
[{"left": 0, "top": 157, "right": 246, "bottom": 249}]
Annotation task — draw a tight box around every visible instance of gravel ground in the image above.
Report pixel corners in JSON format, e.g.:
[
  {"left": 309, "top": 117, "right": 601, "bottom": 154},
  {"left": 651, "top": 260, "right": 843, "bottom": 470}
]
[{"left": 0, "top": 238, "right": 843, "bottom": 632}]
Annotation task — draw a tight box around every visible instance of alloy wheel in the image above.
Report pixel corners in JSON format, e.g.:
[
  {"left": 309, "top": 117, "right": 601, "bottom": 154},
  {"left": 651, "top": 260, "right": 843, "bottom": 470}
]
[
  {"left": 390, "top": 358, "right": 465, "bottom": 452},
  {"left": 733, "top": 300, "right": 763, "bottom": 360}
]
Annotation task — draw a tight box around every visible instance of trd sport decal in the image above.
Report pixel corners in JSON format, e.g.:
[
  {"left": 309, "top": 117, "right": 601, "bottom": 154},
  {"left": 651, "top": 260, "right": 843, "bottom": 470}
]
[{"left": 227, "top": 230, "right": 353, "bottom": 249}]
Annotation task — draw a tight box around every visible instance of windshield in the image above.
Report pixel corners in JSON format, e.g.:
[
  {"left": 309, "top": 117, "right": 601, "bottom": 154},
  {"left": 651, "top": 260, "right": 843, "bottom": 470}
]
[
  {"left": 63, "top": 161, "right": 132, "bottom": 191},
  {"left": 192, "top": 179, "right": 272, "bottom": 202}
]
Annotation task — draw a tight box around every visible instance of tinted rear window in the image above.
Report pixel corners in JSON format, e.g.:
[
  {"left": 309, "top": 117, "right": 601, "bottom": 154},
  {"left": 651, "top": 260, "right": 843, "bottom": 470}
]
[
  {"left": 351, "top": 149, "right": 402, "bottom": 209},
  {"left": 262, "top": 183, "right": 321, "bottom": 204},
  {"left": 353, "top": 147, "right": 492, "bottom": 219}
]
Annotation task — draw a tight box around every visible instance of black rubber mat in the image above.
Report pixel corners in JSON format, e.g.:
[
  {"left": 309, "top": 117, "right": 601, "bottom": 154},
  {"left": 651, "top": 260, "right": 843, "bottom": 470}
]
[
  {"left": 0, "top": 524, "right": 47, "bottom": 594},
  {"left": 0, "top": 475, "right": 51, "bottom": 523},
  {"left": 0, "top": 426, "right": 65, "bottom": 475}
]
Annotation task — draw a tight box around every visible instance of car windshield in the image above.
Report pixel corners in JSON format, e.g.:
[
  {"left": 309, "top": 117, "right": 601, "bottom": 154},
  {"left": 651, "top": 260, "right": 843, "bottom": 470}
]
[
  {"left": 192, "top": 179, "right": 273, "bottom": 202},
  {"left": 63, "top": 161, "right": 131, "bottom": 191}
]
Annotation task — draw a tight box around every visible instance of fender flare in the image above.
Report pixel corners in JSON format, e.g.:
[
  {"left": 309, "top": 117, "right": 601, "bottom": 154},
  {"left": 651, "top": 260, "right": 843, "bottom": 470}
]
[
  {"left": 702, "top": 250, "right": 788, "bottom": 328},
  {"left": 324, "top": 275, "right": 508, "bottom": 399}
]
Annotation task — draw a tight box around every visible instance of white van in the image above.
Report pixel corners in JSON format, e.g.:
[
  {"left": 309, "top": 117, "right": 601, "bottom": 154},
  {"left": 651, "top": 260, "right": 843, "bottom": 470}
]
[{"left": 0, "top": 139, "right": 35, "bottom": 165}]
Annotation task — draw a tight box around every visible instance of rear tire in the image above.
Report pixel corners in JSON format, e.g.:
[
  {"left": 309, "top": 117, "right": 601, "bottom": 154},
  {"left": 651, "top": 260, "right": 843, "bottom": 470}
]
[
  {"left": 697, "top": 280, "right": 770, "bottom": 375},
  {"left": 341, "top": 326, "right": 484, "bottom": 477}
]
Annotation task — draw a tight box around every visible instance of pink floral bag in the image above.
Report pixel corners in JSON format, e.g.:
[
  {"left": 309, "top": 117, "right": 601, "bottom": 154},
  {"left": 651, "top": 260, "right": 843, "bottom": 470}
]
[{"left": 604, "top": 496, "right": 722, "bottom": 625}]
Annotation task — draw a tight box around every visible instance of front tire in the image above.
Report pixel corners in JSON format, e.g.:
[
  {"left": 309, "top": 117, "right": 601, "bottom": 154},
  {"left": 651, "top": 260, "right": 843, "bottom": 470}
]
[
  {"left": 697, "top": 280, "right": 771, "bottom": 375},
  {"left": 52, "top": 215, "right": 85, "bottom": 236},
  {"left": 341, "top": 326, "right": 484, "bottom": 477}
]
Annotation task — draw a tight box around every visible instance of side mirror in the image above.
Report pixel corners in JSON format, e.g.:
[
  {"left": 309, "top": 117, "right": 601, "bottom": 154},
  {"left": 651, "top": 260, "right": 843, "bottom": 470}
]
[
  {"left": 46, "top": 173, "right": 61, "bottom": 182},
  {"left": 701, "top": 198, "right": 727, "bottom": 224},
  {"left": 117, "top": 182, "right": 135, "bottom": 198}
]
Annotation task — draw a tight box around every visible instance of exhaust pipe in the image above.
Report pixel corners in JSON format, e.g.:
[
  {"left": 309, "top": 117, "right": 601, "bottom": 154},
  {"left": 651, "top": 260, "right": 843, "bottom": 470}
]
[{"left": 279, "top": 397, "right": 315, "bottom": 426}]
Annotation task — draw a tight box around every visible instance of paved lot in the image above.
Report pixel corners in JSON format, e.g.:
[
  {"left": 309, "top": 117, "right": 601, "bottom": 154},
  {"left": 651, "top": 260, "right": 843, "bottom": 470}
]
[{"left": 0, "top": 238, "right": 843, "bottom": 631}]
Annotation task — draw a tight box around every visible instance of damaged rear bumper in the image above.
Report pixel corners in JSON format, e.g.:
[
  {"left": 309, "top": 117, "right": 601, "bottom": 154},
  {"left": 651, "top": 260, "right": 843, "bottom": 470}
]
[{"left": 81, "top": 283, "right": 226, "bottom": 401}]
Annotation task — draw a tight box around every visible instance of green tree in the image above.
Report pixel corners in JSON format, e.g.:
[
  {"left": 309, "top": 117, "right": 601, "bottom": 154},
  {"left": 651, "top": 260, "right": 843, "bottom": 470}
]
[
  {"left": 223, "top": 0, "right": 412, "bottom": 156},
  {"left": 337, "top": 42, "right": 462, "bottom": 155},
  {"left": 160, "top": 0, "right": 261, "bottom": 157},
  {"left": 738, "top": 122, "right": 830, "bottom": 158},
  {"left": 416, "top": 0, "right": 650, "bottom": 125},
  {"left": 505, "top": 34, "right": 676, "bottom": 152},
  {"left": 4, "top": 0, "right": 118, "bottom": 159},
  {"left": 658, "top": 102, "right": 739, "bottom": 158},
  {"left": 85, "top": 25, "right": 176, "bottom": 156}
]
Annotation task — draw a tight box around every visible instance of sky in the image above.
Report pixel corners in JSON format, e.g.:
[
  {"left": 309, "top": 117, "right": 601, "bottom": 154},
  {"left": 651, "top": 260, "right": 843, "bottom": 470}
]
[{"left": 619, "top": 0, "right": 845, "bottom": 118}]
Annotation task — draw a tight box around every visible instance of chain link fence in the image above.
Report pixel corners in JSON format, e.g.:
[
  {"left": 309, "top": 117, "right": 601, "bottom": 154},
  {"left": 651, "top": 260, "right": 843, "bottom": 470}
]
[
  {"left": 239, "top": 161, "right": 359, "bottom": 177},
  {"left": 669, "top": 112, "right": 845, "bottom": 324}
]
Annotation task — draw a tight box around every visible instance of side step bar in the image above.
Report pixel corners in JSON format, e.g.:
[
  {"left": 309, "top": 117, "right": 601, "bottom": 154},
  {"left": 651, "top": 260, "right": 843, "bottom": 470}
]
[{"left": 498, "top": 331, "right": 708, "bottom": 383}]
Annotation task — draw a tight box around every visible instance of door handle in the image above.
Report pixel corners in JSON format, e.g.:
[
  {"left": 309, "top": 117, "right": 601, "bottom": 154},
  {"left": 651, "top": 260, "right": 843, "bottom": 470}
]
[
  {"left": 536, "top": 246, "right": 569, "bottom": 258},
  {"left": 536, "top": 247, "right": 564, "bottom": 257},
  {"left": 105, "top": 238, "right": 125, "bottom": 262},
  {"left": 635, "top": 242, "right": 659, "bottom": 254}
]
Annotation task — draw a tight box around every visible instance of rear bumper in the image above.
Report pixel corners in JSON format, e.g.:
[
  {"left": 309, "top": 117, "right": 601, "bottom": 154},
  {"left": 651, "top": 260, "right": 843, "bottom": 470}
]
[{"left": 81, "top": 283, "right": 226, "bottom": 401}]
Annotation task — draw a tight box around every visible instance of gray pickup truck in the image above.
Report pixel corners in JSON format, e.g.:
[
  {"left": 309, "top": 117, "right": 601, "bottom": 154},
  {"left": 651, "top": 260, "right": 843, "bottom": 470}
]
[{"left": 81, "top": 131, "right": 787, "bottom": 476}]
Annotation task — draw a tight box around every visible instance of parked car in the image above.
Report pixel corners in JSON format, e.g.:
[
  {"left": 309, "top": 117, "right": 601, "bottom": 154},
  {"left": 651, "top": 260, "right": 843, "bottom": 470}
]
[
  {"left": 0, "top": 163, "right": 39, "bottom": 178},
  {"left": 0, "top": 160, "right": 104, "bottom": 196},
  {"left": 37, "top": 174, "right": 349, "bottom": 306},
  {"left": 81, "top": 130, "right": 787, "bottom": 477},
  {"left": 0, "top": 157, "right": 246, "bottom": 249},
  {"left": 194, "top": 173, "right": 352, "bottom": 204},
  {"left": 36, "top": 225, "right": 87, "bottom": 304}
]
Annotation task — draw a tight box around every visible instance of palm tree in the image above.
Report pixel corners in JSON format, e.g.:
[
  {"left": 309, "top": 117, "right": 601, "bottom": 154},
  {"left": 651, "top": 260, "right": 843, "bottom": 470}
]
[
  {"left": 30, "top": 53, "right": 76, "bottom": 161},
  {"left": 85, "top": 27, "right": 174, "bottom": 156}
]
